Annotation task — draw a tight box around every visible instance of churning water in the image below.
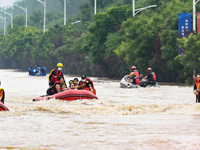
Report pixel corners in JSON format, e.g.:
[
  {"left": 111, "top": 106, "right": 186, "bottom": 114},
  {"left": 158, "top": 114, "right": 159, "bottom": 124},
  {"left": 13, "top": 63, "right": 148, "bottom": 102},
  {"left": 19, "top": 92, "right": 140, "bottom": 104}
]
[{"left": 0, "top": 69, "right": 199, "bottom": 150}]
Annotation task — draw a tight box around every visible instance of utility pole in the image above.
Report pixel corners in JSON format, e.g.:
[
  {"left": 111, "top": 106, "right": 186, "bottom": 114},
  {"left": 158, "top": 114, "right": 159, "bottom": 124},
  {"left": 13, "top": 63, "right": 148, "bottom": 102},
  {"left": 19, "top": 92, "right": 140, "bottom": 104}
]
[
  {"left": 132, "top": 0, "right": 157, "bottom": 17},
  {"left": 0, "top": 16, "right": 6, "bottom": 35},
  {"left": 64, "top": 0, "right": 66, "bottom": 25},
  {"left": 36, "top": 0, "right": 46, "bottom": 33},
  {"left": 193, "top": 0, "right": 199, "bottom": 33},
  {"left": 133, "top": 0, "right": 135, "bottom": 17},
  {"left": 0, "top": 10, "right": 13, "bottom": 28},
  {"left": 13, "top": 4, "right": 28, "bottom": 27},
  {"left": 71, "top": 20, "right": 81, "bottom": 25},
  {"left": 94, "top": 0, "right": 96, "bottom": 14}
]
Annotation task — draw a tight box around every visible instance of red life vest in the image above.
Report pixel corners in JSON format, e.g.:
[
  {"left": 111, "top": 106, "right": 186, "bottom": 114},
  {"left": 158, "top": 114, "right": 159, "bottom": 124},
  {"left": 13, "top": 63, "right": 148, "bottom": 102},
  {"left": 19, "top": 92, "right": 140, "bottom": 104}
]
[
  {"left": 133, "top": 70, "right": 140, "bottom": 85},
  {"left": 152, "top": 72, "right": 156, "bottom": 81},
  {"left": 0, "top": 88, "right": 5, "bottom": 104},
  {"left": 79, "top": 78, "right": 96, "bottom": 95},
  {"left": 86, "top": 78, "right": 94, "bottom": 89},
  {"left": 194, "top": 77, "right": 200, "bottom": 89},
  {"left": 48, "top": 81, "right": 62, "bottom": 95},
  {"left": 79, "top": 78, "right": 94, "bottom": 88},
  {"left": 50, "top": 69, "right": 63, "bottom": 83},
  {"left": 194, "top": 77, "right": 200, "bottom": 100},
  {"left": 52, "top": 81, "right": 60, "bottom": 87},
  {"left": 83, "top": 87, "right": 96, "bottom": 95}
]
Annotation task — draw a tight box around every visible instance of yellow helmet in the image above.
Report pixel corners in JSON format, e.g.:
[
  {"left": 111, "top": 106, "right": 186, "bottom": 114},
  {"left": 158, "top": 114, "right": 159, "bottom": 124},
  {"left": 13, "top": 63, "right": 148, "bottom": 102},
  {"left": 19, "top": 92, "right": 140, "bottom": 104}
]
[{"left": 57, "top": 63, "right": 63, "bottom": 68}]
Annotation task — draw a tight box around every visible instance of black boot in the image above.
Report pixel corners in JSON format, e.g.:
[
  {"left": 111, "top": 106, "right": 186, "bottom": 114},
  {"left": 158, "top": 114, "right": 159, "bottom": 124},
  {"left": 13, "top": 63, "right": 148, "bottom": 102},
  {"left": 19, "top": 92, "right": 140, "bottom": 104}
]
[{"left": 197, "top": 95, "right": 200, "bottom": 103}]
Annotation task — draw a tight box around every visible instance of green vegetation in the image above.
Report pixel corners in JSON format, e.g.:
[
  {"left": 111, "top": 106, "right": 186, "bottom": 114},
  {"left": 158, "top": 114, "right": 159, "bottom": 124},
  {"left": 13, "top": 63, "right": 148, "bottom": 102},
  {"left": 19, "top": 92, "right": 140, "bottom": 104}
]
[{"left": 0, "top": 0, "right": 199, "bottom": 83}]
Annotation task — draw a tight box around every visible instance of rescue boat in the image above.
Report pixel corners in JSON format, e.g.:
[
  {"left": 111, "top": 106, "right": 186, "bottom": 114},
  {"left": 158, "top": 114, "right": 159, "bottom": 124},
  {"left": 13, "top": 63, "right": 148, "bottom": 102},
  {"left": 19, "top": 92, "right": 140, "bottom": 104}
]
[
  {"left": 120, "top": 75, "right": 140, "bottom": 88},
  {"left": 0, "top": 102, "right": 9, "bottom": 111},
  {"left": 120, "top": 75, "right": 159, "bottom": 88},
  {"left": 28, "top": 67, "right": 46, "bottom": 76},
  {"left": 33, "top": 89, "right": 98, "bottom": 102}
]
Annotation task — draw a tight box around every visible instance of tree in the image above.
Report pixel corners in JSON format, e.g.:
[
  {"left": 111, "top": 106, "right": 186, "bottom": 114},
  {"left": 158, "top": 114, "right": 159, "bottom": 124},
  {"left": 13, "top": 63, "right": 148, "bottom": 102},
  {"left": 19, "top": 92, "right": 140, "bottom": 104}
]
[{"left": 14, "top": 15, "right": 26, "bottom": 27}]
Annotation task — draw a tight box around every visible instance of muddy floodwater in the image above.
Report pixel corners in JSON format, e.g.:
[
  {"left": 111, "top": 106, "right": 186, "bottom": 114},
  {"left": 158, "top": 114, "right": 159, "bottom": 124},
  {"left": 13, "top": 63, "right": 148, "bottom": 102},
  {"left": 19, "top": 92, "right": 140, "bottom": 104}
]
[{"left": 0, "top": 69, "right": 200, "bottom": 150}]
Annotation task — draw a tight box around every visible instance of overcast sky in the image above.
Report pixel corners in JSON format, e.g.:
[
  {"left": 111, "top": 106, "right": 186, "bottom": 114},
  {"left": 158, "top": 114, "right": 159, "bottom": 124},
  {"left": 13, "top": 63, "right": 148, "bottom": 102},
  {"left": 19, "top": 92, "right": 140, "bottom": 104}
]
[{"left": 0, "top": 0, "right": 19, "bottom": 8}]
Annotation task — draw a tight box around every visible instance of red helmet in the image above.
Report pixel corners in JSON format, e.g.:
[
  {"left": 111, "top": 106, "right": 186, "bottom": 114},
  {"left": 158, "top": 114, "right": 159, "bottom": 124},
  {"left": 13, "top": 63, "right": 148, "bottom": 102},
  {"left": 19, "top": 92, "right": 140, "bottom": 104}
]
[
  {"left": 147, "top": 67, "right": 152, "bottom": 71},
  {"left": 132, "top": 66, "right": 136, "bottom": 70}
]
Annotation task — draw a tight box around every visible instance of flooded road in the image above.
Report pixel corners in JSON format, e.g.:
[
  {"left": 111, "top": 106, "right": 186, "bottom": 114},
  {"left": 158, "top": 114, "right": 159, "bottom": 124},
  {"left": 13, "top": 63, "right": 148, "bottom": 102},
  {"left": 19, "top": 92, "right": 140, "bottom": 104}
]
[{"left": 0, "top": 69, "right": 199, "bottom": 150}]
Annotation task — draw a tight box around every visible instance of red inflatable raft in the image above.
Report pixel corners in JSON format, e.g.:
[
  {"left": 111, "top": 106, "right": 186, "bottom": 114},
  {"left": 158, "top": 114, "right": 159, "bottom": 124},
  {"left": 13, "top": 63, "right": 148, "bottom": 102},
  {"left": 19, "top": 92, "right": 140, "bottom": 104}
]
[
  {"left": 33, "top": 90, "right": 98, "bottom": 102},
  {"left": 0, "top": 102, "right": 9, "bottom": 111}
]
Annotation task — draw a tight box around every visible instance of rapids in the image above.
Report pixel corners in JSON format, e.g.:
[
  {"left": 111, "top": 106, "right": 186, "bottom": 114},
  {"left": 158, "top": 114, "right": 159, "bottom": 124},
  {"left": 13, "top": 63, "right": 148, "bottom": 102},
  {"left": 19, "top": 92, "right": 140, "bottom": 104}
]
[{"left": 0, "top": 69, "right": 199, "bottom": 150}]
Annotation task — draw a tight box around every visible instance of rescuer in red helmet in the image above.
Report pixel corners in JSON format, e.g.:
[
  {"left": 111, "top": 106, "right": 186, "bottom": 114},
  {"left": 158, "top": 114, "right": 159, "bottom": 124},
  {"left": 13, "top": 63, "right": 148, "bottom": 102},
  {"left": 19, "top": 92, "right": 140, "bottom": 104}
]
[
  {"left": 143, "top": 67, "right": 156, "bottom": 85},
  {"left": 131, "top": 66, "right": 143, "bottom": 80},
  {"left": 126, "top": 66, "right": 142, "bottom": 85}
]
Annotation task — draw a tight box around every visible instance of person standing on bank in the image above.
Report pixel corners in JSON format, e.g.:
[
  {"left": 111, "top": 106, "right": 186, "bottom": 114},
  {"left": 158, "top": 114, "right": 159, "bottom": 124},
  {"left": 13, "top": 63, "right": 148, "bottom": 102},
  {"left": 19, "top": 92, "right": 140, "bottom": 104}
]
[{"left": 48, "top": 63, "right": 65, "bottom": 87}]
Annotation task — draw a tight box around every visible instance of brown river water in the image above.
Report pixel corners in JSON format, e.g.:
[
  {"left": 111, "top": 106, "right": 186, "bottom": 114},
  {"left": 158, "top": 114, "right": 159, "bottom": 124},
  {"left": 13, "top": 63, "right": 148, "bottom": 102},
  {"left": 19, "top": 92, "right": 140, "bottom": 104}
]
[{"left": 0, "top": 69, "right": 200, "bottom": 150}]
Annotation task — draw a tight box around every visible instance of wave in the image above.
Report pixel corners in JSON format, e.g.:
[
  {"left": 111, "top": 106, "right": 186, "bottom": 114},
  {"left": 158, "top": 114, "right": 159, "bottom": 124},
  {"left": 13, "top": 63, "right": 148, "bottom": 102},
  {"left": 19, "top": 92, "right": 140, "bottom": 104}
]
[{"left": 1, "top": 98, "right": 200, "bottom": 116}]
